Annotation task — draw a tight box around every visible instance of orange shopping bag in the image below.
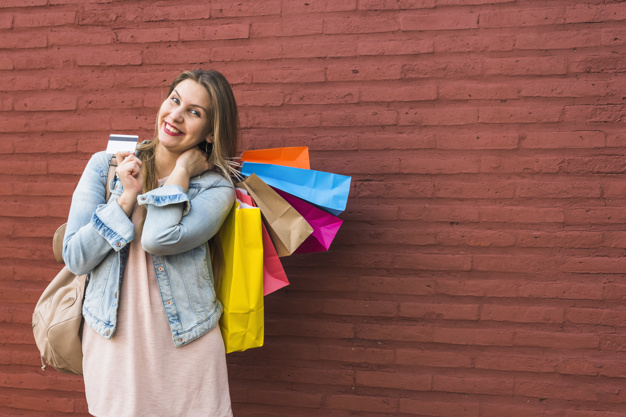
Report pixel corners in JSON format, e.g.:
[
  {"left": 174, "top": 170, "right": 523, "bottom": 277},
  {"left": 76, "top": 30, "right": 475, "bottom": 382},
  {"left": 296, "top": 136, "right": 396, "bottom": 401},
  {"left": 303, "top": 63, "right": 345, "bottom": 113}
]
[{"left": 241, "top": 146, "right": 310, "bottom": 170}]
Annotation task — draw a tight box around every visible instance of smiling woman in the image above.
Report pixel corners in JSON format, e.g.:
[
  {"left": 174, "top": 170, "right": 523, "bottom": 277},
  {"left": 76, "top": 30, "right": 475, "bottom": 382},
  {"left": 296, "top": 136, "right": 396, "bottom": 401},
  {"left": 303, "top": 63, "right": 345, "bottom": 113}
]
[{"left": 62, "top": 70, "right": 239, "bottom": 417}]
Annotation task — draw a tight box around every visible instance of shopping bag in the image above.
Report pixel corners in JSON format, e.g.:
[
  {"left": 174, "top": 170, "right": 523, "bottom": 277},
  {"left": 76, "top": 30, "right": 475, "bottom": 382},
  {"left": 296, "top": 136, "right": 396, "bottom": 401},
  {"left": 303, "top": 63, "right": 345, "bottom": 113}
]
[
  {"left": 216, "top": 200, "right": 264, "bottom": 353},
  {"left": 241, "top": 162, "right": 351, "bottom": 216},
  {"left": 237, "top": 174, "right": 313, "bottom": 257},
  {"left": 241, "top": 146, "right": 310, "bottom": 170},
  {"left": 273, "top": 187, "right": 343, "bottom": 254},
  {"left": 235, "top": 189, "right": 290, "bottom": 295}
]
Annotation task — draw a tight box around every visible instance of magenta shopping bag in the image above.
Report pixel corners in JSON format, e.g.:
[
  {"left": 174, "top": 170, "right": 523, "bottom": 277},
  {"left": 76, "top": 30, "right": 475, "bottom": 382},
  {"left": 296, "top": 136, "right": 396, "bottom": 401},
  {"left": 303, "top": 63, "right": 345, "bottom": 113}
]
[{"left": 272, "top": 187, "right": 343, "bottom": 254}]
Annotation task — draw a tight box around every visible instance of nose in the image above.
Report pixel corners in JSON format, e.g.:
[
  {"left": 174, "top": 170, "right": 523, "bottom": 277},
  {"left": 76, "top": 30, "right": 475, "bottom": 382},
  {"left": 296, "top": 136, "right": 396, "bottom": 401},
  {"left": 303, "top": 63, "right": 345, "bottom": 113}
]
[{"left": 170, "top": 106, "right": 184, "bottom": 123}]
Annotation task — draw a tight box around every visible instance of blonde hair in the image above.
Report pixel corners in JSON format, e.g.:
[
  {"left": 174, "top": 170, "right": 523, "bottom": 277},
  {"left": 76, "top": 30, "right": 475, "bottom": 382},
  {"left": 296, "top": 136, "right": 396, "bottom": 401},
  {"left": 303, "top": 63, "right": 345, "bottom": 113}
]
[{"left": 137, "top": 69, "right": 240, "bottom": 283}]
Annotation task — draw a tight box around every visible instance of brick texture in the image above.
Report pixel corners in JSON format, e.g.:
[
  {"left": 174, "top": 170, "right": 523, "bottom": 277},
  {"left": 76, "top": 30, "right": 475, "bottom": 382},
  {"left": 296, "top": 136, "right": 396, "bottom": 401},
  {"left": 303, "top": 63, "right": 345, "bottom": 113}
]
[{"left": 3, "top": 0, "right": 626, "bottom": 416}]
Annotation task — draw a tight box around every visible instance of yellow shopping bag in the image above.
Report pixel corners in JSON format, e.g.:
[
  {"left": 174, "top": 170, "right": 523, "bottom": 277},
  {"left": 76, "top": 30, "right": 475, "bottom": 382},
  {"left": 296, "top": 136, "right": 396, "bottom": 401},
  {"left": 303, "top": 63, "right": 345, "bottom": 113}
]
[{"left": 216, "top": 201, "right": 264, "bottom": 353}]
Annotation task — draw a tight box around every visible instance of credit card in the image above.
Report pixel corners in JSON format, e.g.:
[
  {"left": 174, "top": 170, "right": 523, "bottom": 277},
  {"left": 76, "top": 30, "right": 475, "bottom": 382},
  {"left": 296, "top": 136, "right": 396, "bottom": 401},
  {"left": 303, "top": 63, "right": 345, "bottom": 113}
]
[{"left": 106, "top": 134, "right": 139, "bottom": 154}]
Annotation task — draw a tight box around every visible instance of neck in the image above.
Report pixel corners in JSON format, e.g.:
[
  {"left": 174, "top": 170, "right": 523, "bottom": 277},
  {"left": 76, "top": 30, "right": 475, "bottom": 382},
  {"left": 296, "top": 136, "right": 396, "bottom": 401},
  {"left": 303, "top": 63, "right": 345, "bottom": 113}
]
[{"left": 155, "top": 145, "right": 179, "bottom": 178}]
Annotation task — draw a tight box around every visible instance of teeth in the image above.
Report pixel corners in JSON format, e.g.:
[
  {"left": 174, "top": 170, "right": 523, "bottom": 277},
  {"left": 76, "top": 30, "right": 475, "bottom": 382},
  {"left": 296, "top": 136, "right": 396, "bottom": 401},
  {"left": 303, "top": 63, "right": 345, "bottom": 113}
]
[{"left": 165, "top": 123, "right": 181, "bottom": 134}]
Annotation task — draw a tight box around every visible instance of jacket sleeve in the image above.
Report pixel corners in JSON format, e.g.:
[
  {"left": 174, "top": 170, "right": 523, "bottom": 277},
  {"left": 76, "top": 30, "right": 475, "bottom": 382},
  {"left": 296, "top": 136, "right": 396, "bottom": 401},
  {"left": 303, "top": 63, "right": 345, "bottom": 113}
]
[
  {"left": 63, "top": 152, "right": 135, "bottom": 276},
  {"left": 138, "top": 173, "right": 235, "bottom": 256}
]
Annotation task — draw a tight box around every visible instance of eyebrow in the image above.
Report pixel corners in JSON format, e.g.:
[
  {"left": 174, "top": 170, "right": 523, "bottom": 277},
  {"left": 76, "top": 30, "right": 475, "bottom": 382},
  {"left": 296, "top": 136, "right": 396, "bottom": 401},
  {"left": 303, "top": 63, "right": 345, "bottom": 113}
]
[{"left": 173, "top": 88, "right": 208, "bottom": 115}]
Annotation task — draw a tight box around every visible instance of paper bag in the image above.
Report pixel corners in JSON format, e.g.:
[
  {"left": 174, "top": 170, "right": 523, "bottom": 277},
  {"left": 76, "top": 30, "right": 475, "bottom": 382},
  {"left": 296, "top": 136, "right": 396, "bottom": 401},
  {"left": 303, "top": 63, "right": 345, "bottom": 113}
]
[
  {"left": 237, "top": 174, "right": 313, "bottom": 257},
  {"left": 241, "top": 162, "right": 351, "bottom": 216},
  {"left": 216, "top": 201, "right": 264, "bottom": 353},
  {"left": 273, "top": 187, "right": 343, "bottom": 254},
  {"left": 235, "top": 189, "right": 290, "bottom": 295},
  {"left": 241, "top": 146, "right": 310, "bottom": 170}
]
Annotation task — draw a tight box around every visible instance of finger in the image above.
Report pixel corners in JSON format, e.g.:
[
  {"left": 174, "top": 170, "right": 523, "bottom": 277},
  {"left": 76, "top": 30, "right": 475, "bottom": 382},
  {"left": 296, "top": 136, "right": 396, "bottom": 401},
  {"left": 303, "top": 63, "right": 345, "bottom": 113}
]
[{"left": 115, "top": 151, "right": 133, "bottom": 166}]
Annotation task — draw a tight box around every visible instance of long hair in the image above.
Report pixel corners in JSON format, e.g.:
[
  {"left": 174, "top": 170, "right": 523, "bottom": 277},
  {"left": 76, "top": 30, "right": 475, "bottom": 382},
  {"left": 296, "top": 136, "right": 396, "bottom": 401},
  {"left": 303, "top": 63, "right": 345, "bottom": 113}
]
[{"left": 137, "top": 69, "right": 239, "bottom": 285}]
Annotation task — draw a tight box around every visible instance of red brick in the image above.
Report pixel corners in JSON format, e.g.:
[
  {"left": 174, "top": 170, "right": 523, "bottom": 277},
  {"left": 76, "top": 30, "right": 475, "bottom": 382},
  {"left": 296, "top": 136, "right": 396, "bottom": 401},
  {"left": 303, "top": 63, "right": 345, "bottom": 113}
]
[
  {"left": 519, "top": 277, "right": 603, "bottom": 300},
  {"left": 327, "top": 394, "right": 398, "bottom": 413},
  {"left": 248, "top": 388, "right": 322, "bottom": 408},
  {"left": 211, "top": 1, "right": 281, "bottom": 18},
  {"left": 396, "top": 348, "right": 473, "bottom": 368},
  {"left": 76, "top": 48, "right": 142, "bottom": 66},
  {"left": 254, "top": 66, "right": 326, "bottom": 83},
  {"left": 436, "top": 133, "right": 519, "bottom": 149},
  {"left": 403, "top": 57, "right": 482, "bottom": 78},
  {"left": 14, "top": 95, "right": 77, "bottom": 111},
  {"left": 115, "top": 27, "right": 179, "bottom": 43},
  {"left": 242, "top": 108, "right": 321, "bottom": 128},
  {"left": 0, "top": 32, "right": 47, "bottom": 49},
  {"left": 399, "top": 106, "right": 479, "bottom": 126},
  {"left": 434, "top": 34, "right": 515, "bottom": 52},
  {"left": 479, "top": 7, "right": 566, "bottom": 28},
  {"left": 481, "top": 304, "right": 564, "bottom": 324},
  {"left": 517, "top": 182, "right": 601, "bottom": 199},
  {"left": 282, "top": 0, "right": 356, "bottom": 14},
  {"left": 326, "top": 63, "right": 402, "bottom": 81},
  {"left": 433, "top": 374, "right": 514, "bottom": 395},
  {"left": 179, "top": 24, "right": 249, "bottom": 41},
  {"left": 479, "top": 106, "right": 563, "bottom": 123},
  {"left": 401, "top": 10, "right": 479, "bottom": 31},
  {"left": 514, "top": 377, "right": 599, "bottom": 402},
  {"left": 355, "top": 323, "right": 435, "bottom": 342},
  {"left": 358, "top": 0, "right": 435, "bottom": 9},
  {"left": 433, "top": 181, "right": 516, "bottom": 199},
  {"left": 399, "top": 203, "right": 480, "bottom": 222},
  {"left": 360, "top": 82, "right": 437, "bottom": 102},
  {"left": 484, "top": 56, "right": 568, "bottom": 75},
  {"left": 480, "top": 156, "right": 562, "bottom": 174},
  {"left": 521, "top": 79, "right": 609, "bottom": 98},
  {"left": 13, "top": 11, "right": 75, "bottom": 27},
  {"left": 518, "top": 231, "right": 603, "bottom": 249},
  {"left": 400, "top": 302, "right": 479, "bottom": 320},
  {"left": 251, "top": 17, "right": 323, "bottom": 37},
  {"left": 475, "top": 352, "right": 559, "bottom": 373},
  {"left": 319, "top": 345, "right": 395, "bottom": 364},
  {"left": 438, "top": 81, "right": 520, "bottom": 100},
  {"left": 521, "top": 130, "right": 605, "bottom": 149},
  {"left": 265, "top": 319, "right": 354, "bottom": 339},
  {"left": 433, "top": 327, "right": 515, "bottom": 346},
  {"left": 322, "top": 299, "right": 398, "bottom": 317},
  {"left": 399, "top": 398, "right": 480, "bottom": 416},
  {"left": 359, "top": 276, "right": 437, "bottom": 296},
  {"left": 211, "top": 43, "right": 282, "bottom": 61},
  {"left": 435, "top": 229, "right": 517, "bottom": 247},
  {"left": 356, "top": 370, "right": 431, "bottom": 391},
  {"left": 0, "top": 0, "right": 47, "bottom": 6},
  {"left": 565, "top": 307, "right": 626, "bottom": 327},
  {"left": 515, "top": 30, "right": 603, "bottom": 50},
  {"left": 358, "top": 38, "right": 433, "bottom": 56},
  {"left": 324, "top": 15, "right": 400, "bottom": 34},
  {"left": 322, "top": 108, "right": 397, "bottom": 127},
  {"left": 282, "top": 37, "right": 358, "bottom": 58},
  {"left": 142, "top": 4, "right": 211, "bottom": 21},
  {"left": 514, "top": 330, "right": 599, "bottom": 349},
  {"left": 479, "top": 206, "right": 564, "bottom": 223}
]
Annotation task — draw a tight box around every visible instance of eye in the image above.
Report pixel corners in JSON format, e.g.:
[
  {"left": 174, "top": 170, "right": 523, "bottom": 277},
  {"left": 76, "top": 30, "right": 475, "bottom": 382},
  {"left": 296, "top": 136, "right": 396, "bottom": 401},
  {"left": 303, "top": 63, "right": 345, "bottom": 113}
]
[
  {"left": 171, "top": 97, "right": 180, "bottom": 104},
  {"left": 190, "top": 109, "right": 201, "bottom": 117}
]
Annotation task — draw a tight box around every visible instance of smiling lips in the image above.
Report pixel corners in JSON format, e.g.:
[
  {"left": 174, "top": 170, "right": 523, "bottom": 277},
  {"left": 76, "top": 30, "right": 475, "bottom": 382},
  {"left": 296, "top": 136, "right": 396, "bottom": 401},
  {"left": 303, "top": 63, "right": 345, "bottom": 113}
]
[{"left": 163, "top": 121, "right": 184, "bottom": 136}]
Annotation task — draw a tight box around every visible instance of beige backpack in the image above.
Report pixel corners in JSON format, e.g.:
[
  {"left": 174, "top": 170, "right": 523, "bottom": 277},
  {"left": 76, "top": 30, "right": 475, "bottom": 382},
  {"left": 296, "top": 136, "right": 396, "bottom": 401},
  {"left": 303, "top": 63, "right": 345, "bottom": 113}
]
[{"left": 32, "top": 158, "right": 115, "bottom": 375}]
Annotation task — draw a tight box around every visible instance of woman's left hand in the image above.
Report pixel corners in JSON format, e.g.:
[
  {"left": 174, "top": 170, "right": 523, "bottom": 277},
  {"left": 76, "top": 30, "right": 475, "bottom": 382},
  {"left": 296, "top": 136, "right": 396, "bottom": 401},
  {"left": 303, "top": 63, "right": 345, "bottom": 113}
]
[{"left": 175, "top": 146, "right": 212, "bottom": 178}]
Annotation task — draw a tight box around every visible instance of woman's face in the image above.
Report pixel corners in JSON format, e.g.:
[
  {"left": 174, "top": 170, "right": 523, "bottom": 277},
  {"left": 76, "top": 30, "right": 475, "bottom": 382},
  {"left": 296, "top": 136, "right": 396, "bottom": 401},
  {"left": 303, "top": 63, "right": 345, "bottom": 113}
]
[{"left": 157, "top": 79, "right": 212, "bottom": 155}]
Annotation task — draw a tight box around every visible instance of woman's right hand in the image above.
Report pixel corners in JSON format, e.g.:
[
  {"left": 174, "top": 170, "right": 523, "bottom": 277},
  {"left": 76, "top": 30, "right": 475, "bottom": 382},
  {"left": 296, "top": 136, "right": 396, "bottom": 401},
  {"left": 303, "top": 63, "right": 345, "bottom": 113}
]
[{"left": 115, "top": 151, "right": 143, "bottom": 216}]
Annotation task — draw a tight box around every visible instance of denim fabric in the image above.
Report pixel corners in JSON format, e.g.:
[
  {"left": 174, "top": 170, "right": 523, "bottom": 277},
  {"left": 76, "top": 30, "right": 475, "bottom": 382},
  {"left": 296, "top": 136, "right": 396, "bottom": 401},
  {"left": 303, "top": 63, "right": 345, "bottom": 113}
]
[{"left": 63, "top": 151, "right": 235, "bottom": 347}]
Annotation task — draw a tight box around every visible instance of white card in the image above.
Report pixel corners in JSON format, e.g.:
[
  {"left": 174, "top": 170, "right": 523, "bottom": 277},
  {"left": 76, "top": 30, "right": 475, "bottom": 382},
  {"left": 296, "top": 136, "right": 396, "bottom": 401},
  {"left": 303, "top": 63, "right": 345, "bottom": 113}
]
[{"left": 106, "top": 134, "right": 138, "bottom": 154}]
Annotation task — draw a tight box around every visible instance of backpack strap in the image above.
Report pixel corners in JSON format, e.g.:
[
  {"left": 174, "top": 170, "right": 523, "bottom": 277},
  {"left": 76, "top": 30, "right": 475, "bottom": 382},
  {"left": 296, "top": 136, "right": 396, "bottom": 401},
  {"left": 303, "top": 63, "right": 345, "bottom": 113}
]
[{"left": 53, "top": 155, "right": 117, "bottom": 264}]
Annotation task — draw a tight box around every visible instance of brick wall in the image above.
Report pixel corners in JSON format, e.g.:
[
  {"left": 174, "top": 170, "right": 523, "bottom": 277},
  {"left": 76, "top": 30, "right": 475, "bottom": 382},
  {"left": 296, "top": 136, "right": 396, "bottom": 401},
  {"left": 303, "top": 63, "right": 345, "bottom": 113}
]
[{"left": 2, "top": 0, "right": 626, "bottom": 415}]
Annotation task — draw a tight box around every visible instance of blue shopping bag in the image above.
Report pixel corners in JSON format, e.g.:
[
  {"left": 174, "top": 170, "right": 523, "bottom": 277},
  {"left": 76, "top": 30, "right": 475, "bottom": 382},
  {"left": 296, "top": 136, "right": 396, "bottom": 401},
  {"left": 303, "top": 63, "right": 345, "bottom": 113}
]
[{"left": 241, "top": 162, "right": 351, "bottom": 216}]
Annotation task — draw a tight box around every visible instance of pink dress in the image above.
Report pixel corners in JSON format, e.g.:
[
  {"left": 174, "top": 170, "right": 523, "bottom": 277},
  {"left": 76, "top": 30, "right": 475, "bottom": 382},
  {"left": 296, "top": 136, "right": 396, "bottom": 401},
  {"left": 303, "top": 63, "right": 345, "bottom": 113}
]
[{"left": 82, "top": 203, "right": 232, "bottom": 417}]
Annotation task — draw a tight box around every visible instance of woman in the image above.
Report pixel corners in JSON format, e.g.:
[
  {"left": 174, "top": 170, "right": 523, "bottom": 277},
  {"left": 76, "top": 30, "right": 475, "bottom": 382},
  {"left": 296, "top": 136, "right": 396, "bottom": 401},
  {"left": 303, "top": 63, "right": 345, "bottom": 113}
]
[{"left": 63, "top": 70, "right": 238, "bottom": 417}]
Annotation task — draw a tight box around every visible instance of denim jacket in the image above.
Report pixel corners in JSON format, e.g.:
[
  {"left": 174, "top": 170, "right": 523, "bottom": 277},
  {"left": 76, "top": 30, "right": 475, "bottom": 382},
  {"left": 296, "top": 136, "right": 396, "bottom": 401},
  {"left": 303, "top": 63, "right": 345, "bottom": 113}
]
[{"left": 63, "top": 151, "right": 235, "bottom": 347}]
